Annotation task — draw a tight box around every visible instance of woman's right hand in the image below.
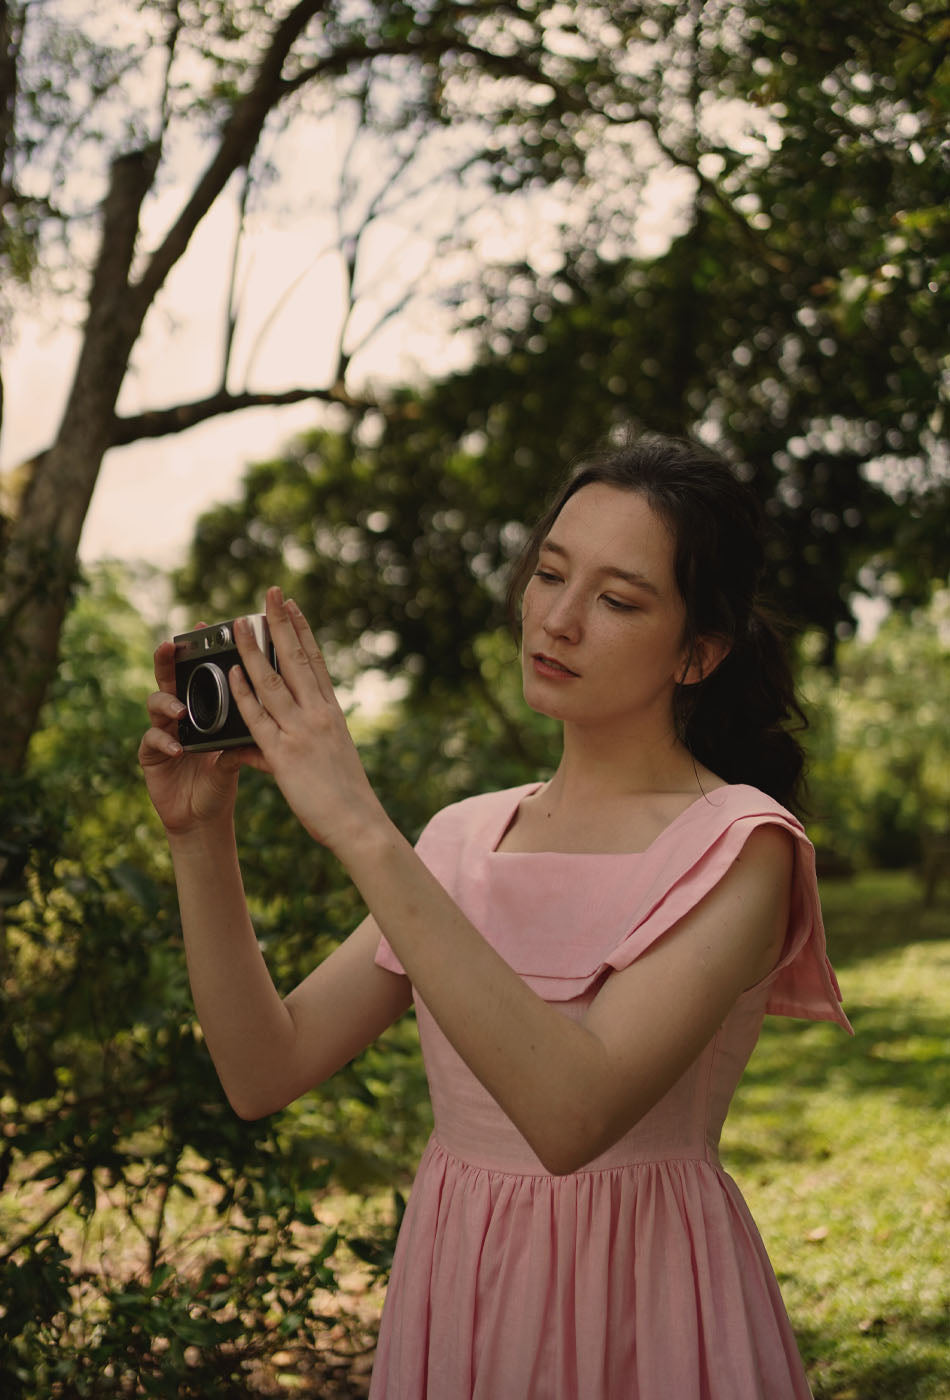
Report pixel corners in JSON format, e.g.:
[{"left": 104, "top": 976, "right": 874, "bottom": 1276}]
[{"left": 138, "top": 637, "right": 258, "bottom": 837}]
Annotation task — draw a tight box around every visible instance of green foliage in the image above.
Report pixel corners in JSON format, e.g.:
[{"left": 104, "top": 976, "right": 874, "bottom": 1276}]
[
  {"left": 802, "top": 590, "right": 950, "bottom": 870},
  {"left": 3, "top": 559, "right": 944, "bottom": 1391},
  {"left": 0, "top": 566, "right": 410, "bottom": 1394},
  {"left": 176, "top": 0, "right": 949, "bottom": 679},
  {"left": 5, "top": 4, "right": 950, "bottom": 1389},
  {"left": 0, "top": 560, "right": 551, "bottom": 1393}
]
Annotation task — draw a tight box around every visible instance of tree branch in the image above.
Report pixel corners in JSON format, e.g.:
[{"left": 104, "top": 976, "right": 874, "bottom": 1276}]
[
  {"left": 133, "top": 0, "right": 331, "bottom": 312},
  {"left": 135, "top": 13, "right": 570, "bottom": 317},
  {"left": 0, "top": 0, "right": 22, "bottom": 232},
  {"left": 221, "top": 166, "right": 252, "bottom": 393},
  {"left": 280, "top": 34, "right": 590, "bottom": 117},
  {"left": 0, "top": 1174, "right": 85, "bottom": 1264},
  {"left": 107, "top": 383, "right": 377, "bottom": 449}
]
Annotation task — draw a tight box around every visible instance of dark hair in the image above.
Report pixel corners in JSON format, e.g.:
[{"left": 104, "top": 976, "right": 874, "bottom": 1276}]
[{"left": 507, "top": 430, "right": 808, "bottom": 811}]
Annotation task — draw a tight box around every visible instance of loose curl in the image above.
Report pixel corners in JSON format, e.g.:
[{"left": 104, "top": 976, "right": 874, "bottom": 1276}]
[{"left": 506, "top": 430, "right": 808, "bottom": 811}]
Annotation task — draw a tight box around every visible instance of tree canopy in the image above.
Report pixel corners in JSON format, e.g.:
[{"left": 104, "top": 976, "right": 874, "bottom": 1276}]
[
  {"left": 0, "top": 0, "right": 655, "bottom": 776},
  {"left": 178, "top": 1, "right": 950, "bottom": 682},
  {"left": 3, "top": 0, "right": 947, "bottom": 777}
]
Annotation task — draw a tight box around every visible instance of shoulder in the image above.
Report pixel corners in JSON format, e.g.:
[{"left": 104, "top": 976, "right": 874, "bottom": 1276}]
[
  {"left": 694, "top": 782, "right": 803, "bottom": 831},
  {"left": 719, "top": 821, "right": 795, "bottom": 930},
  {"left": 676, "top": 784, "right": 802, "bottom": 904}
]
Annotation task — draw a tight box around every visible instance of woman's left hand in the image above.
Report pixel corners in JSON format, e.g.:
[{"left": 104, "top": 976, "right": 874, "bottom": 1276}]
[{"left": 230, "top": 586, "right": 387, "bottom": 854}]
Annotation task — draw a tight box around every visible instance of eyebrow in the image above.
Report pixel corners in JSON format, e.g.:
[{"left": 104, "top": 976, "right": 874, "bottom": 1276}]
[{"left": 539, "top": 539, "right": 661, "bottom": 597}]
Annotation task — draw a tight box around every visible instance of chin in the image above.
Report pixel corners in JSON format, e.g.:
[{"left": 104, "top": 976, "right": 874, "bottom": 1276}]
[{"left": 522, "top": 680, "right": 569, "bottom": 723}]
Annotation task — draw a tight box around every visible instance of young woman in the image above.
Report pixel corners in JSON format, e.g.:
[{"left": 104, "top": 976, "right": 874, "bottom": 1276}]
[{"left": 140, "top": 431, "right": 851, "bottom": 1399}]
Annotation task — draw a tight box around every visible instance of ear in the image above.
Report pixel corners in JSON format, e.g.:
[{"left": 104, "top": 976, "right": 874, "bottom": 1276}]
[{"left": 678, "top": 634, "right": 731, "bottom": 687}]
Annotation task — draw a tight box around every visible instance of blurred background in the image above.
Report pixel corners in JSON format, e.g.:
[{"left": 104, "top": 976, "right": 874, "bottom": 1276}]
[{"left": 0, "top": 2, "right": 947, "bottom": 1396}]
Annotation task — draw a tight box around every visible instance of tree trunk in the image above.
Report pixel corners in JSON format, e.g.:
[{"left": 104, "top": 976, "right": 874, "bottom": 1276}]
[
  {"left": 0, "top": 1, "right": 334, "bottom": 783},
  {"left": 0, "top": 146, "right": 158, "bottom": 777}
]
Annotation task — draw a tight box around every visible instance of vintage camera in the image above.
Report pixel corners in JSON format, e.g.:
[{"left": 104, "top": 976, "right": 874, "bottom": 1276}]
[{"left": 174, "top": 616, "right": 277, "bottom": 751}]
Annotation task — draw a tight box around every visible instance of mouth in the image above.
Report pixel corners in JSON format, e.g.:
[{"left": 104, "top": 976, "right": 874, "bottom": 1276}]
[{"left": 531, "top": 652, "right": 580, "bottom": 678}]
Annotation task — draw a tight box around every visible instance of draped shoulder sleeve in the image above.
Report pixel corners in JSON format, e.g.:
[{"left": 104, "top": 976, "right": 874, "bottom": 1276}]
[
  {"left": 373, "top": 783, "right": 852, "bottom": 1033},
  {"left": 597, "top": 786, "right": 852, "bottom": 1031}
]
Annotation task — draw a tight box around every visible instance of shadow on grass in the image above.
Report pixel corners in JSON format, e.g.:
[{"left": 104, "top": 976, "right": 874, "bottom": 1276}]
[
  {"left": 817, "top": 874, "right": 950, "bottom": 968},
  {"left": 729, "top": 876, "right": 950, "bottom": 1119},
  {"left": 731, "top": 1004, "right": 950, "bottom": 1137},
  {"left": 799, "top": 1308, "right": 950, "bottom": 1400}
]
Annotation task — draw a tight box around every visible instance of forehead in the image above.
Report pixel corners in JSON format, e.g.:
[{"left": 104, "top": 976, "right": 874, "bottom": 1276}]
[{"left": 544, "top": 483, "right": 677, "bottom": 583}]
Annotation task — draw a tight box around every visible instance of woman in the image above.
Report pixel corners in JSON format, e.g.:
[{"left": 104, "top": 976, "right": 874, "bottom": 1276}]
[{"left": 140, "top": 431, "right": 851, "bottom": 1399}]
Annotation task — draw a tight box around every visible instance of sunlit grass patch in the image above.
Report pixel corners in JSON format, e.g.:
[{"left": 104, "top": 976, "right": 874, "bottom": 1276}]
[{"left": 721, "top": 873, "right": 950, "bottom": 1400}]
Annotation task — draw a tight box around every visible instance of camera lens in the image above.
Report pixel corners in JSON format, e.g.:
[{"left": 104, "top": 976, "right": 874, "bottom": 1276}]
[{"left": 186, "top": 662, "right": 229, "bottom": 734}]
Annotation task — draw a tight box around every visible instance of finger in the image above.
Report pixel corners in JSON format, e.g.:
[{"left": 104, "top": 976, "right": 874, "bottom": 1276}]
[
  {"left": 139, "top": 725, "right": 183, "bottom": 765},
  {"left": 232, "top": 613, "right": 298, "bottom": 722},
  {"left": 153, "top": 640, "right": 179, "bottom": 696},
  {"left": 228, "top": 660, "right": 283, "bottom": 741},
  {"left": 221, "top": 744, "right": 273, "bottom": 776},
  {"left": 285, "top": 598, "right": 335, "bottom": 703},
  {"left": 146, "top": 689, "right": 188, "bottom": 729},
  {"left": 154, "top": 621, "right": 208, "bottom": 696},
  {"left": 261, "top": 585, "right": 312, "bottom": 703}
]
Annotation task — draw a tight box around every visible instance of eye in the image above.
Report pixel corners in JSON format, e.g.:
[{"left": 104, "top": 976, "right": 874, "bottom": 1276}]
[
  {"left": 603, "top": 595, "right": 637, "bottom": 613},
  {"left": 533, "top": 568, "right": 562, "bottom": 585}
]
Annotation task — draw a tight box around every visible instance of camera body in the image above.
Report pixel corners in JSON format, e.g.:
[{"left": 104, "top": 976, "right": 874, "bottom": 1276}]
[{"left": 174, "top": 616, "right": 276, "bottom": 751}]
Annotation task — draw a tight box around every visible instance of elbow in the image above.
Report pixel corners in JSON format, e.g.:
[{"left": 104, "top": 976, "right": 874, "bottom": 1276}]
[
  {"left": 232, "top": 1100, "right": 272, "bottom": 1123},
  {"left": 229, "top": 1095, "right": 271, "bottom": 1122},
  {"left": 224, "top": 1083, "right": 284, "bottom": 1122},
  {"left": 532, "top": 1114, "right": 619, "bottom": 1178},
  {"left": 533, "top": 1099, "right": 652, "bottom": 1176},
  {"left": 538, "top": 1137, "right": 608, "bottom": 1177}
]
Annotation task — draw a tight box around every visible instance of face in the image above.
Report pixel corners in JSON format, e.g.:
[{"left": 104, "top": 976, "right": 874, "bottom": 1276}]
[{"left": 521, "top": 483, "right": 704, "bottom": 737}]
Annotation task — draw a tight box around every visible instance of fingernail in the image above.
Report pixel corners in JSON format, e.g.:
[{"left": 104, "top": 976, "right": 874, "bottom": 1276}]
[{"left": 286, "top": 598, "right": 300, "bottom": 615}]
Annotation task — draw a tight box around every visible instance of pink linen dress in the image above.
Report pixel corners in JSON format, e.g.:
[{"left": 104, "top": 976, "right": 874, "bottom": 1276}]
[{"left": 372, "top": 782, "right": 852, "bottom": 1399}]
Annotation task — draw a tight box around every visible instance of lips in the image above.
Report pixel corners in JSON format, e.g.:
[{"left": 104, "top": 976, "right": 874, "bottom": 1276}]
[{"left": 532, "top": 652, "right": 580, "bottom": 677}]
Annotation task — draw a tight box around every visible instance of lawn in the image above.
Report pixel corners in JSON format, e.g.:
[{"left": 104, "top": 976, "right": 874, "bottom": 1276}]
[{"left": 720, "top": 871, "right": 950, "bottom": 1400}]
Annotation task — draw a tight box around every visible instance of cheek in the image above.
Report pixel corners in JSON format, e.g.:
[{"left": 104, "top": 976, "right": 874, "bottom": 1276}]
[{"left": 520, "top": 580, "right": 540, "bottom": 625}]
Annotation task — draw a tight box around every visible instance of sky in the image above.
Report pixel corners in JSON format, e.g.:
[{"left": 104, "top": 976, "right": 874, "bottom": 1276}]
[
  {"left": 1, "top": 189, "right": 478, "bottom": 572},
  {"left": 0, "top": 65, "right": 697, "bottom": 580}
]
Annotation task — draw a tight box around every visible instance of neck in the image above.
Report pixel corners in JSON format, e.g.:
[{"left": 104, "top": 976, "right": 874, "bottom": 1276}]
[{"left": 543, "top": 719, "right": 705, "bottom": 811}]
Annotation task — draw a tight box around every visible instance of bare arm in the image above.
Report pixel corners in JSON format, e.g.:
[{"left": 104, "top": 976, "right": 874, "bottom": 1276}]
[
  {"left": 167, "top": 823, "right": 411, "bottom": 1119},
  {"left": 139, "top": 636, "right": 411, "bottom": 1122},
  {"left": 332, "top": 818, "right": 790, "bottom": 1174},
  {"left": 228, "top": 589, "right": 792, "bottom": 1172}
]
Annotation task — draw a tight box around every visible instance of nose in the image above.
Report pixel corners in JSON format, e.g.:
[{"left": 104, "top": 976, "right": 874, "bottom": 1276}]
[{"left": 542, "top": 586, "right": 583, "bottom": 644}]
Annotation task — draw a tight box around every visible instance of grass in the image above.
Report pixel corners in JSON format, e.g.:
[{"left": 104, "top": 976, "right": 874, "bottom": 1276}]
[{"left": 720, "top": 871, "right": 950, "bottom": 1400}]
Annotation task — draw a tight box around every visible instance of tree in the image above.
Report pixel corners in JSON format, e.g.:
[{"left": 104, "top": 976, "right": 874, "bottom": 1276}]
[
  {"left": 445, "top": 0, "right": 950, "bottom": 648},
  {"left": 0, "top": 0, "right": 647, "bottom": 781},
  {"left": 5, "top": 0, "right": 948, "bottom": 783},
  {"left": 177, "top": 0, "right": 950, "bottom": 686}
]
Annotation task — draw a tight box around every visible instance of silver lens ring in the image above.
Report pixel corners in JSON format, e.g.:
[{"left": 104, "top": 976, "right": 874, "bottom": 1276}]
[{"left": 186, "top": 662, "right": 230, "bottom": 734}]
